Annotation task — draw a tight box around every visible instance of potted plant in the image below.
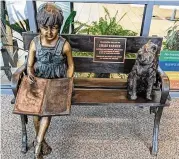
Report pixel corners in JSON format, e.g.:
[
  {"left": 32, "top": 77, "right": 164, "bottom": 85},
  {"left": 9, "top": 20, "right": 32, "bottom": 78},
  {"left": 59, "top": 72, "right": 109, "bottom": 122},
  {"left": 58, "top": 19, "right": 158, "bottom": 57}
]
[{"left": 164, "top": 21, "right": 179, "bottom": 51}]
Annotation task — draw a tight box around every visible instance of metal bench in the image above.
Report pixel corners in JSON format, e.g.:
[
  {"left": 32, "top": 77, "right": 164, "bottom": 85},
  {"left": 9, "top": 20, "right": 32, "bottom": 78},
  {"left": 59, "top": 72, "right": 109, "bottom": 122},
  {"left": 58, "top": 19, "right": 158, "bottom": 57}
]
[{"left": 11, "top": 32, "right": 170, "bottom": 156}]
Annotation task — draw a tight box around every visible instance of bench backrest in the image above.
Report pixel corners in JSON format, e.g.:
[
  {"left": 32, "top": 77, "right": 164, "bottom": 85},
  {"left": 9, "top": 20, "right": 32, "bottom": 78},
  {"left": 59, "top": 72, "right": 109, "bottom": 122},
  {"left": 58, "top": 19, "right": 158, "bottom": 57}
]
[{"left": 22, "top": 32, "right": 163, "bottom": 74}]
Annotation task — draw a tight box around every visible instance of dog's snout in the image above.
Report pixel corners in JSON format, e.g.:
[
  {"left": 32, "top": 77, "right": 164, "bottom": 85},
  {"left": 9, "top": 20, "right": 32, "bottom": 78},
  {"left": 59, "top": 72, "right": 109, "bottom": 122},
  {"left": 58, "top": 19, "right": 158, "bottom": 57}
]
[{"left": 138, "top": 54, "right": 142, "bottom": 58}]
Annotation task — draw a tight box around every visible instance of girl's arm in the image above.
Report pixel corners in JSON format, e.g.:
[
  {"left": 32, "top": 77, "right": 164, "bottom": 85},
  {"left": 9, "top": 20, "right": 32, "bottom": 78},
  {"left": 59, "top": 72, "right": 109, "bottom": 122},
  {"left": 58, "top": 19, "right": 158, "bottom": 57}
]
[
  {"left": 27, "top": 40, "right": 36, "bottom": 83},
  {"left": 63, "top": 41, "right": 74, "bottom": 78}
]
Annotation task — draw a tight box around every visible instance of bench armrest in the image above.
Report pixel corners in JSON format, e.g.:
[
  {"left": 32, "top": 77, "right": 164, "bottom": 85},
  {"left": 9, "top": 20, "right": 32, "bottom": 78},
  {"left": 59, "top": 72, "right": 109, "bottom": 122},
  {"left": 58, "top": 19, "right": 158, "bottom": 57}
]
[
  {"left": 11, "top": 64, "right": 26, "bottom": 96},
  {"left": 157, "top": 66, "right": 170, "bottom": 104}
]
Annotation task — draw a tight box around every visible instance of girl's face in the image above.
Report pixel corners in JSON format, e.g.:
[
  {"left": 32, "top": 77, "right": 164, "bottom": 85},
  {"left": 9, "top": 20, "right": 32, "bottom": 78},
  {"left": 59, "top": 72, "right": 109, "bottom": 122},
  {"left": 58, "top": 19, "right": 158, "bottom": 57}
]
[{"left": 40, "top": 25, "right": 59, "bottom": 41}]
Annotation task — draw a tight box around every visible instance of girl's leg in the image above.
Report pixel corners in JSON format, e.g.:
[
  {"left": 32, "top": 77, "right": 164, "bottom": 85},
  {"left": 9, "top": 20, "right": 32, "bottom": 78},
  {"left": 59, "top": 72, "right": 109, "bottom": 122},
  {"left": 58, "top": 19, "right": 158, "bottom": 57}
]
[
  {"left": 34, "top": 116, "right": 51, "bottom": 159},
  {"left": 33, "top": 116, "right": 52, "bottom": 156},
  {"left": 33, "top": 116, "right": 41, "bottom": 136}
]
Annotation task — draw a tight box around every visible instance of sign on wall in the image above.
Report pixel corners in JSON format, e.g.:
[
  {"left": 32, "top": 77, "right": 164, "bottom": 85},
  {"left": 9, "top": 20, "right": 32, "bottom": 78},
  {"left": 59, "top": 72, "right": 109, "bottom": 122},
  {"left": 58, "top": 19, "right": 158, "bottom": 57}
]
[{"left": 159, "top": 50, "right": 179, "bottom": 90}]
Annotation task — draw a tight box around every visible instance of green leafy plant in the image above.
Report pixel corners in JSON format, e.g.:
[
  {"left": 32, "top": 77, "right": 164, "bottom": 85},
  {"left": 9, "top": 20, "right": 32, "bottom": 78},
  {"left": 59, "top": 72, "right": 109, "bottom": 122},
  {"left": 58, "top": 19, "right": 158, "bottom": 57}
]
[
  {"left": 62, "top": 11, "right": 91, "bottom": 34},
  {"left": 72, "top": 21, "right": 89, "bottom": 34},
  {"left": 75, "top": 6, "right": 137, "bottom": 36},
  {"left": 62, "top": 11, "right": 76, "bottom": 34},
  {"left": 125, "top": 53, "right": 137, "bottom": 59},
  {"left": 164, "top": 21, "right": 179, "bottom": 51},
  {"left": 1, "top": 5, "right": 30, "bottom": 35},
  {"left": 72, "top": 51, "right": 93, "bottom": 57}
]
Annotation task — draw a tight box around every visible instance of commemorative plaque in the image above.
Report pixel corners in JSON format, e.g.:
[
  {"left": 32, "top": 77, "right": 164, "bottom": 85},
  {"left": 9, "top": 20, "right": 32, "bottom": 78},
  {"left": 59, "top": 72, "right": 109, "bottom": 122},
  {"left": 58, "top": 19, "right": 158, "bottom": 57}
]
[{"left": 93, "top": 37, "right": 126, "bottom": 63}]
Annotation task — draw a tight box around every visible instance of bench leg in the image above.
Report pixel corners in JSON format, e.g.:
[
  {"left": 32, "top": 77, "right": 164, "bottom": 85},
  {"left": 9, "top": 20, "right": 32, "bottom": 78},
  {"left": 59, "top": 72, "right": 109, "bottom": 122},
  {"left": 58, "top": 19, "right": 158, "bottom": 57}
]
[
  {"left": 4, "top": 69, "right": 12, "bottom": 81},
  {"left": 21, "top": 115, "right": 28, "bottom": 154},
  {"left": 151, "top": 106, "right": 164, "bottom": 156}
]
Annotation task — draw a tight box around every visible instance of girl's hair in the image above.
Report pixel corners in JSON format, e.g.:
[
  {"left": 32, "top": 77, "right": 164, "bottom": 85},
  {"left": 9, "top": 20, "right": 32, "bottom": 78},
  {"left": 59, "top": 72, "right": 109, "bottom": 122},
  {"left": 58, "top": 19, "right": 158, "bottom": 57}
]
[{"left": 37, "top": 3, "right": 64, "bottom": 29}]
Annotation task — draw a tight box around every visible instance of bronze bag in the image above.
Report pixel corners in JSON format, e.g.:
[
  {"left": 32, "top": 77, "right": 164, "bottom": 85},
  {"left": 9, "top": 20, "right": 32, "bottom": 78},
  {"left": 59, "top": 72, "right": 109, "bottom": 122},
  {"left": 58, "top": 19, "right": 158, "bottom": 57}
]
[{"left": 13, "top": 76, "right": 73, "bottom": 116}]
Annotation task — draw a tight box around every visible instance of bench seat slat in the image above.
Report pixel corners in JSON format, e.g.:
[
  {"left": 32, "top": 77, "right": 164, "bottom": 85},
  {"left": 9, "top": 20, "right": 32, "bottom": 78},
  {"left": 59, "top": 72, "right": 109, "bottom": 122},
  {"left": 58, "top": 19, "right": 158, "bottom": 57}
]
[
  {"left": 74, "top": 78, "right": 127, "bottom": 88},
  {"left": 74, "top": 78, "right": 160, "bottom": 90},
  {"left": 72, "top": 88, "right": 164, "bottom": 106}
]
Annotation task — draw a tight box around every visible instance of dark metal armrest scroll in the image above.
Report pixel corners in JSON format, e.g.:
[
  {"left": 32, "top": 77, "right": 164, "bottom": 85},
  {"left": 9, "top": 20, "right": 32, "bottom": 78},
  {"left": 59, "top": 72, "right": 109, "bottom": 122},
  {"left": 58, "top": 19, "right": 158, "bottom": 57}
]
[
  {"left": 157, "top": 66, "right": 170, "bottom": 104},
  {"left": 11, "top": 64, "right": 26, "bottom": 96}
]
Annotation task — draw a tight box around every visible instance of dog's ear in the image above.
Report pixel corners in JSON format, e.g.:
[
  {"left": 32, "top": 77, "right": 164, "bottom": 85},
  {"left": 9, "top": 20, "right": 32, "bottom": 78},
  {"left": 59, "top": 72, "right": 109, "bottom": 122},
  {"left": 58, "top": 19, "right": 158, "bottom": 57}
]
[
  {"left": 138, "top": 48, "right": 143, "bottom": 55},
  {"left": 151, "top": 44, "right": 158, "bottom": 54},
  {"left": 145, "top": 41, "right": 158, "bottom": 54},
  {"left": 144, "top": 40, "right": 151, "bottom": 49}
]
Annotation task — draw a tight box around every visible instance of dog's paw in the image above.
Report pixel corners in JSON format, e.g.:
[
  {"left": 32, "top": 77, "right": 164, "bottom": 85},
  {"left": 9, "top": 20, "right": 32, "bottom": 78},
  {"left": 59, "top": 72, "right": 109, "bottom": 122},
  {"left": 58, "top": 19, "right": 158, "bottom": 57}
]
[
  {"left": 146, "top": 95, "right": 152, "bottom": 101},
  {"left": 130, "top": 94, "right": 137, "bottom": 100}
]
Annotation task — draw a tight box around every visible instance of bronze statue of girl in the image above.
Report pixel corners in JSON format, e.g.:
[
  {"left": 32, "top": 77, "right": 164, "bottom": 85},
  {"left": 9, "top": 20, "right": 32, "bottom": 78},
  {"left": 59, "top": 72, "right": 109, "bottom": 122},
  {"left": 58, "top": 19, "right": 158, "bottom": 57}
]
[{"left": 27, "top": 3, "right": 74, "bottom": 159}]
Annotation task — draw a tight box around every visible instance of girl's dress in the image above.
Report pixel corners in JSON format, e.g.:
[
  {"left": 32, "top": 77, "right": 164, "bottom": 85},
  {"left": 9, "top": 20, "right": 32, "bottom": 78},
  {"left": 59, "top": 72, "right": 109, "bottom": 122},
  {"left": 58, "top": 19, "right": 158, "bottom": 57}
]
[
  {"left": 33, "top": 35, "right": 67, "bottom": 79},
  {"left": 14, "top": 36, "right": 72, "bottom": 116}
]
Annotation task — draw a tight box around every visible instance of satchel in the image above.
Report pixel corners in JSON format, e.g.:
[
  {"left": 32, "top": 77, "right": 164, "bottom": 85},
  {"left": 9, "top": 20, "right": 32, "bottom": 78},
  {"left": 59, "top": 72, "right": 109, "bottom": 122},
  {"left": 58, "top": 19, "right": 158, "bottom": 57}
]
[{"left": 13, "top": 76, "right": 73, "bottom": 116}]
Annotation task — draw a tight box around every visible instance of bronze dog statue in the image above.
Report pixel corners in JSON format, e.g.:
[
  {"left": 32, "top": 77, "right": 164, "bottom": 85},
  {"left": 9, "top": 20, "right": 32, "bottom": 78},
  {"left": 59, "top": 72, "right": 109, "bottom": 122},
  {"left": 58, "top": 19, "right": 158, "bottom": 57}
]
[{"left": 127, "top": 41, "right": 158, "bottom": 100}]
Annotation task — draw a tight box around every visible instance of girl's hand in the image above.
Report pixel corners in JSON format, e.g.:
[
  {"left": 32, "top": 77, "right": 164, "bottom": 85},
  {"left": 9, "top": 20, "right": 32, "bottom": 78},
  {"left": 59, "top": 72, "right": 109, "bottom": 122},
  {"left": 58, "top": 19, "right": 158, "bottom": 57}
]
[{"left": 28, "top": 73, "right": 36, "bottom": 84}]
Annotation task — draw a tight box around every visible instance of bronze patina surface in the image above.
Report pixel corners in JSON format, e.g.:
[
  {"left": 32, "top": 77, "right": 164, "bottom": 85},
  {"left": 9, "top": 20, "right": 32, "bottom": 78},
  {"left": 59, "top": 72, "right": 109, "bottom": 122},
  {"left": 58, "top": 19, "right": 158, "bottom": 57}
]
[
  {"left": 127, "top": 41, "right": 158, "bottom": 101},
  {"left": 15, "top": 2, "right": 74, "bottom": 159},
  {"left": 14, "top": 76, "right": 73, "bottom": 116}
]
